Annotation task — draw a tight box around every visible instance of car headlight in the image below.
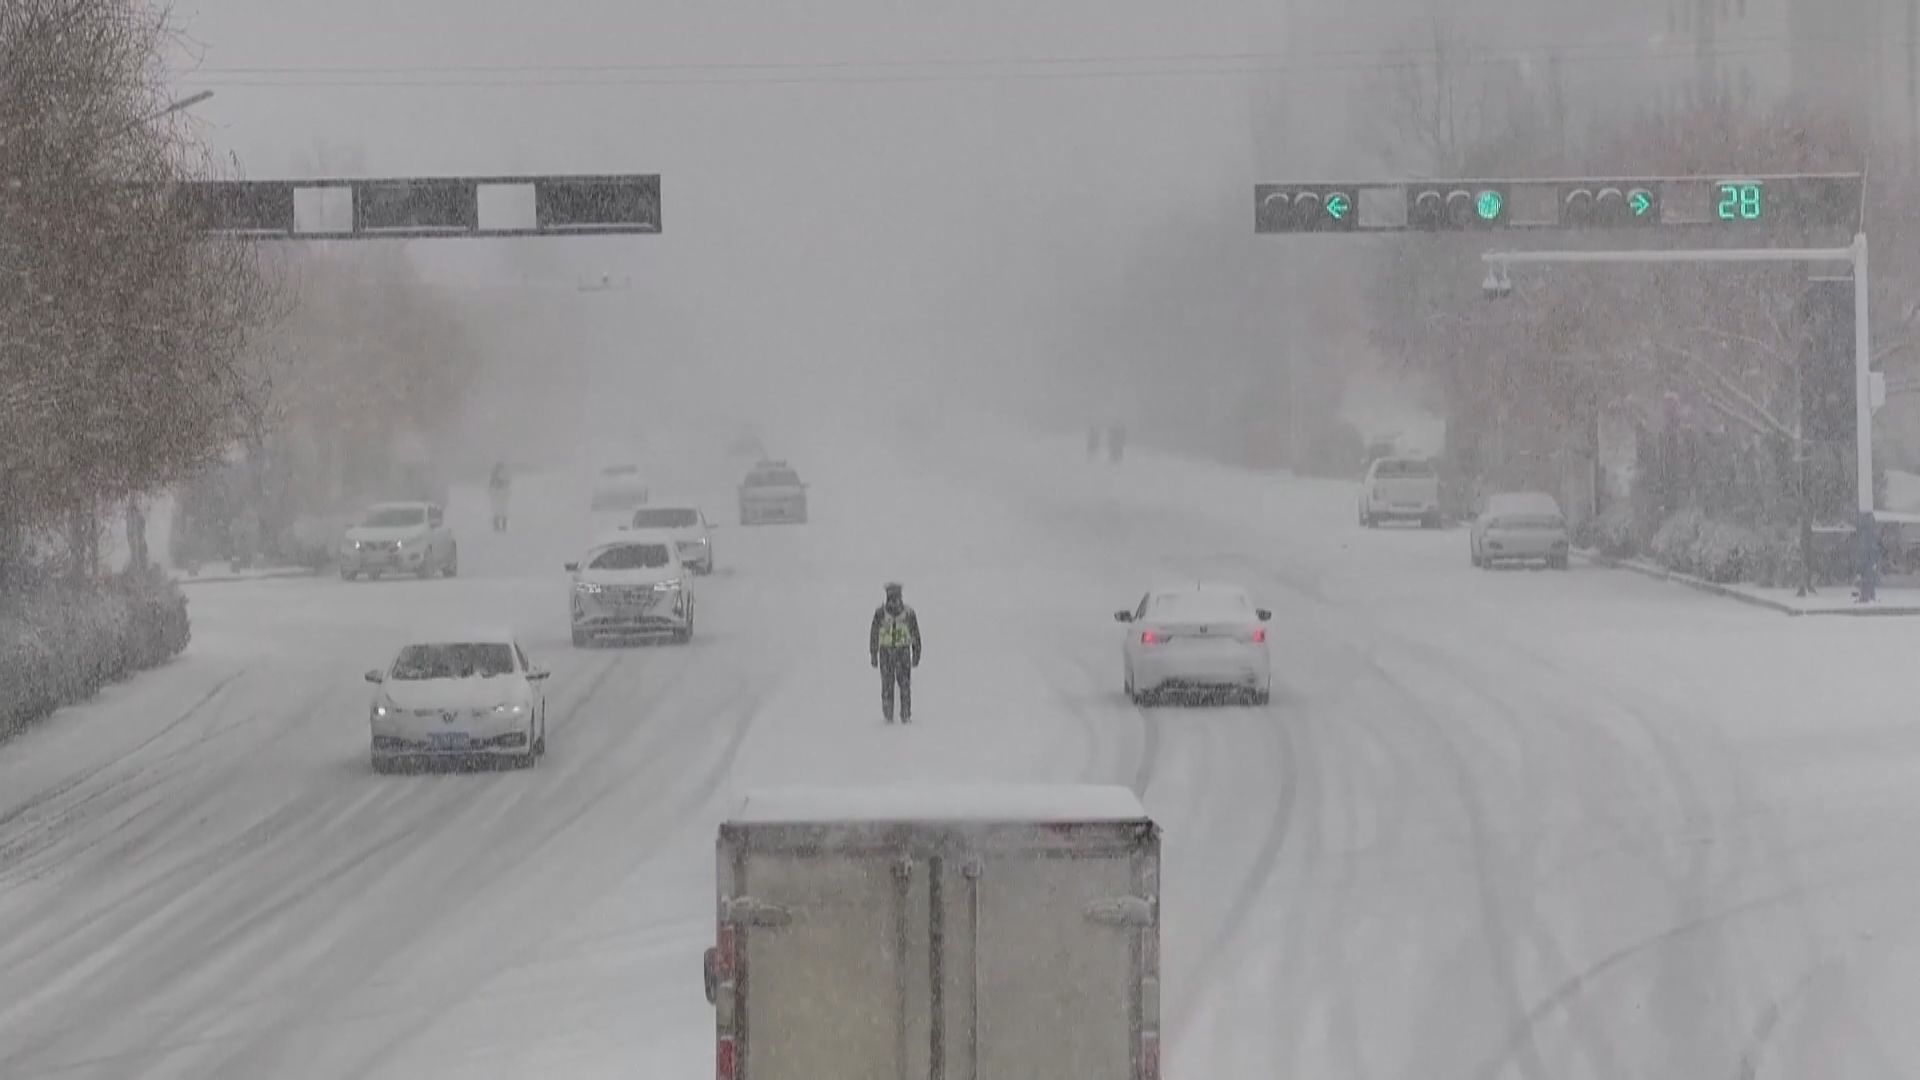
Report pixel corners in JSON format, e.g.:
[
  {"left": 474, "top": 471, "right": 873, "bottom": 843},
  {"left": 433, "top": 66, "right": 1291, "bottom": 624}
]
[
  {"left": 653, "top": 579, "right": 684, "bottom": 592},
  {"left": 575, "top": 582, "right": 604, "bottom": 594},
  {"left": 495, "top": 703, "right": 526, "bottom": 715},
  {"left": 373, "top": 699, "right": 395, "bottom": 718}
]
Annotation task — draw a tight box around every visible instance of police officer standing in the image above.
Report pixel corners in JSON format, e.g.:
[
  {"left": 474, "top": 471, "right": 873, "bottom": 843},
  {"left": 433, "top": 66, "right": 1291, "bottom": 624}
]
[{"left": 869, "top": 582, "right": 922, "bottom": 723}]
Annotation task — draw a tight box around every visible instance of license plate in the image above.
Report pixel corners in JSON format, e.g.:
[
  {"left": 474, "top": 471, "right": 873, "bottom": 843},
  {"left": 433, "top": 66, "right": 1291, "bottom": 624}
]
[{"left": 429, "top": 733, "right": 469, "bottom": 751}]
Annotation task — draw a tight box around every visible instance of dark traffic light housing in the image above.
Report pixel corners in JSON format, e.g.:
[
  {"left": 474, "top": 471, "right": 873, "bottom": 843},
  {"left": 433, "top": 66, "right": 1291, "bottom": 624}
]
[
  {"left": 1254, "top": 184, "right": 1358, "bottom": 233},
  {"left": 1406, "top": 185, "right": 1508, "bottom": 230},
  {"left": 1562, "top": 183, "right": 1659, "bottom": 227}
]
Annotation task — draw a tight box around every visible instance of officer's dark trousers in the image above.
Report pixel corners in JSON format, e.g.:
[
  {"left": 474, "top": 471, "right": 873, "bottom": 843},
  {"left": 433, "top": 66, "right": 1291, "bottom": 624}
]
[{"left": 879, "top": 649, "right": 913, "bottom": 721}]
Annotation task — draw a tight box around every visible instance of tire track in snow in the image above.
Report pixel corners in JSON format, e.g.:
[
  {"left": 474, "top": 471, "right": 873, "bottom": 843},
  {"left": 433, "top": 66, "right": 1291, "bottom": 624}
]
[
  {"left": 1164, "top": 706, "right": 1299, "bottom": 1042},
  {"left": 338, "top": 653, "right": 776, "bottom": 1078},
  {"left": 0, "top": 667, "right": 249, "bottom": 840},
  {"left": 185, "top": 627, "right": 760, "bottom": 1078},
  {"left": 1464, "top": 638, "right": 1818, "bottom": 1080},
  {"left": 1357, "top": 650, "right": 1568, "bottom": 1080},
  {"left": 0, "top": 648, "right": 645, "bottom": 1079},
  {"left": 1368, "top": 620, "right": 1762, "bottom": 1080}
]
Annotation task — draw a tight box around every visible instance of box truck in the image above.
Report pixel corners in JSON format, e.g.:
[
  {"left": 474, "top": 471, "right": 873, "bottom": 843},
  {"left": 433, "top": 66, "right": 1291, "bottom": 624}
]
[{"left": 703, "top": 785, "right": 1161, "bottom": 1079}]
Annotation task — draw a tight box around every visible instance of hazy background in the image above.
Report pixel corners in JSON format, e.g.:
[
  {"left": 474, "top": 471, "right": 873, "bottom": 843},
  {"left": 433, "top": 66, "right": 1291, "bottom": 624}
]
[{"left": 163, "top": 0, "right": 1894, "bottom": 473}]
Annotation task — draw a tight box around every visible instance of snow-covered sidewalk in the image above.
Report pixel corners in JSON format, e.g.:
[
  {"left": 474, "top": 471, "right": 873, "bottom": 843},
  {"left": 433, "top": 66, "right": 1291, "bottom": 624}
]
[
  {"left": 168, "top": 564, "right": 319, "bottom": 586},
  {"left": 1577, "top": 550, "right": 1920, "bottom": 616}
]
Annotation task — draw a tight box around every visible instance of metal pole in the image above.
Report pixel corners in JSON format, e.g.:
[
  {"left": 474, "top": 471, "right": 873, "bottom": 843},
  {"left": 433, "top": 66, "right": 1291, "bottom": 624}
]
[
  {"left": 1854, "top": 232, "right": 1879, "bottom": 600},
  {"left": 1854, "top": 233, "right": 1874, "bottom": 515},
  {"left": 1483, "top": 246, "right": 1856, "bottom": 265}
]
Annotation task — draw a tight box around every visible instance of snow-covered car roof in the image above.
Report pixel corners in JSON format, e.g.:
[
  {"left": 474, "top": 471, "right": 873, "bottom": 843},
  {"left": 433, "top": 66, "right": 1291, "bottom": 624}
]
[
  {"left": 586, "top": 527, "right": 679, "bottom": 548},
  {"left": 1485, "top": 492, "right": 1562, "bottom": 516},
  {"left": 1148, "top": 581, "right": 1252, "bottom": 599},
  {"left": 730, "top": 785, "right": 1150, "bottom": 825},
  {"left": 393, "top": 627, "right": 518, "bottom": 648}
]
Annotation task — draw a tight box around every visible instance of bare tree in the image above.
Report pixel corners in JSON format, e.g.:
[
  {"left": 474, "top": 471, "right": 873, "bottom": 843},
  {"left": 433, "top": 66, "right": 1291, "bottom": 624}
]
[{"left": 0, "top": 0, "right": 282, "bottom": 584}]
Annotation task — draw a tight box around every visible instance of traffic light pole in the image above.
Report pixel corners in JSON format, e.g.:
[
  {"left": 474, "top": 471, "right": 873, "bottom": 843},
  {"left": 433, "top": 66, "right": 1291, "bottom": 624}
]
[{"left": 1481, "top": 233, "right": 1878, "bottom": 598}]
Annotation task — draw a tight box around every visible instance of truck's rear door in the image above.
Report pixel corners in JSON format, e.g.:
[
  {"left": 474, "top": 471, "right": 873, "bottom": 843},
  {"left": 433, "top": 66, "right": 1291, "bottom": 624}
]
[
  {"left": 735, "top": 846, "right": 929, "bottom": 1080},
  {"left": 955, "top": 842, "right": 1144, "bottom": 1078}
]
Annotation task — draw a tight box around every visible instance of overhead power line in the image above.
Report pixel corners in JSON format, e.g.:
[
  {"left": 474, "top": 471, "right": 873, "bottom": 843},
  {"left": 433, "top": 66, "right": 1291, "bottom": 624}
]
[{"left": 177, "top": 34, "right": 1903, "bottom": 92}]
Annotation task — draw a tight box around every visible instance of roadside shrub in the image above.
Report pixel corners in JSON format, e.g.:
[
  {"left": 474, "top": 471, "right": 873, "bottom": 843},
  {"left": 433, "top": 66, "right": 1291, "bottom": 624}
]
[
  {"left": 1744, "top": 525, "right": 1804, "bottom": 588},
  {"left": 1578, "top": 500, "right": 1638, "bottom": 558},
  {"left": 1691, "top": 519, "right": 1763, "bottom": 583},
  {"left": 1648, "top": 506, "right": 1708, "bottom": 576},
  {"left": 0, "top": 571, "right": 190, "bottom": 737},
  {"left": 1646, "top": 507, "right": 1800, "bottom": 584}
]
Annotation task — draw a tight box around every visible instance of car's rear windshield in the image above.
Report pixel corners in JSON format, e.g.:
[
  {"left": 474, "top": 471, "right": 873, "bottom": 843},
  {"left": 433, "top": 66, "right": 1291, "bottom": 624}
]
[
  {"left": 391, "top": 642, "right": 514, "bottom": 680},
  {"left": 1374, "top": 459, "right": 1435, "bottom": 478},
  {"left": 362, "top": 507, "right": 425, "bottom": 527},
  {"left": 1150, "top": 591, "right": 1252, "bottom": 620},
  {"left": 588, "top": 543, "right": 670, "bottom": 570},
  {"left": 632, "top": 508, "right": 699, "bottom": 528},
  {"left": 746, "top": 470, "right": 801, "bottom": 487},
  {"left": 591, "top": 490, "right": 648, "bottom": 512}
]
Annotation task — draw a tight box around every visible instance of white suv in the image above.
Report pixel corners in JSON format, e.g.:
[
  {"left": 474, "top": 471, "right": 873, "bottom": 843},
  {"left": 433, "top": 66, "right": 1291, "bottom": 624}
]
[
  {"left": 1359, "top": 458, "right": 1441, "bottom": 529},
  {"left": 566, "top": 530, "right": 696, "bottom": 646}
]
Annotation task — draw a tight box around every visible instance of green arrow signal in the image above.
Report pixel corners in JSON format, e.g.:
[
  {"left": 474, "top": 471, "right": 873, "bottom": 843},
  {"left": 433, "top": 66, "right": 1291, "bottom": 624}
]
[
  {"left": 1629, "top": 190, "right": 1652, "bottom": 217},
  {"left": 1324, "top": 192, "right": 1350, "bottom": 221}
]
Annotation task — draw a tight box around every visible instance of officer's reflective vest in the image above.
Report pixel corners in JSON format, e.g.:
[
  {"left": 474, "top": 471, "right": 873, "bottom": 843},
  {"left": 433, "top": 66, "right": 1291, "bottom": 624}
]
[{"left": 876, "top": 610, "right": 914, "bottom": 649}]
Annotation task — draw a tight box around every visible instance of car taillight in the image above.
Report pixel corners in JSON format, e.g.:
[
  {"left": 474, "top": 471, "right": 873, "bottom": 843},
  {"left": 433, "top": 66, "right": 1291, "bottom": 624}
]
[
  {"left": 717, "top": 1036, "right": 736, "bottom": 1080},
  {"left": 1140, "top": 630, "right": 1161, "bottom": 645},
  {"left": 1250, "top": 627, "right": 1266, "bottom": 643},
  {"left": 1140, "top": 1032, "right": 1160, "bottom": 1080}
]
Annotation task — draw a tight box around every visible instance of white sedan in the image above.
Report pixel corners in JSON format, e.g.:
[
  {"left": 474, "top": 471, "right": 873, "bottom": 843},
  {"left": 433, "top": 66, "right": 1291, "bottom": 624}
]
[
  {"left": 1115, "top": 584, "right": 1272, "bottom": 706},
  {"left": 365, "top": 632, "right": 549, "bottom": 773}
]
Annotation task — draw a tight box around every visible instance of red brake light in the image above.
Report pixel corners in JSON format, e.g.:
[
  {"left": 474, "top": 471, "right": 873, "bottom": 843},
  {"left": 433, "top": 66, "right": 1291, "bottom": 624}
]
[
  {"left": 1140, "top": 630, "right": 1161, "bottom": 645},
  {"left": 1251, "top": 627, "right": 1266, "bottom": 643},
  {"left": 717, "top": 924, "right": 736, "bottom": 980},
  {"left": 1140, "top": 1032, "right": 1160, "bottom": 1080},
  {"left": 717, "top": 1036, "right": 736, "bottom": 1080}
]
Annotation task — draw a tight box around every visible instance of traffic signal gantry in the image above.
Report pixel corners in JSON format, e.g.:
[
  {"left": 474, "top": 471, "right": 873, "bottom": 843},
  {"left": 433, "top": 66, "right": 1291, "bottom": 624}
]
[
  {"left": 178, "top": 174, "right": 662, "bottom": 239},
  {"left": 1253, "top": 173, "right": 1860, "bottom": 233},
  {"left": 1253, "top": 169, "right": 1884, "bottom": 596}
]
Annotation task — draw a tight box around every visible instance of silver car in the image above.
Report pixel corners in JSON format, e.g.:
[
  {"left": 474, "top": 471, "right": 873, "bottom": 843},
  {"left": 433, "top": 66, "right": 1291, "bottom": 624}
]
[
  {"left": 339, "top": 502, "right": 457, "bottom": 580},
  {"left": 1470, "top": 492, "right": 1571, "bottom": 570}
]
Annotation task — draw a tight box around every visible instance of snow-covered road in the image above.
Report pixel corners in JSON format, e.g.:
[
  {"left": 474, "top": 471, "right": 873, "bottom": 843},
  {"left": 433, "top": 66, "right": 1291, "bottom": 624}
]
[{"left": 5, "top": 424, "right": 1920, "bottom": 1078}]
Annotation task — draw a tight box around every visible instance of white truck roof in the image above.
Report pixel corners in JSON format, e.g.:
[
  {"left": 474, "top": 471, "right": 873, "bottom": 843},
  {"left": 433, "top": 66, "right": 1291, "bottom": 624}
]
[{"left": 730, "top": 784, "right": 1149, "bottom": 825}]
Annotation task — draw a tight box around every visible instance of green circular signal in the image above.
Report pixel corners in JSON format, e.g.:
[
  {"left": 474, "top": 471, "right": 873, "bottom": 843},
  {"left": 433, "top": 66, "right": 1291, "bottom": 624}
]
[{"left": 1476, "top": 190, "right": 1504, "bottom": 221}]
